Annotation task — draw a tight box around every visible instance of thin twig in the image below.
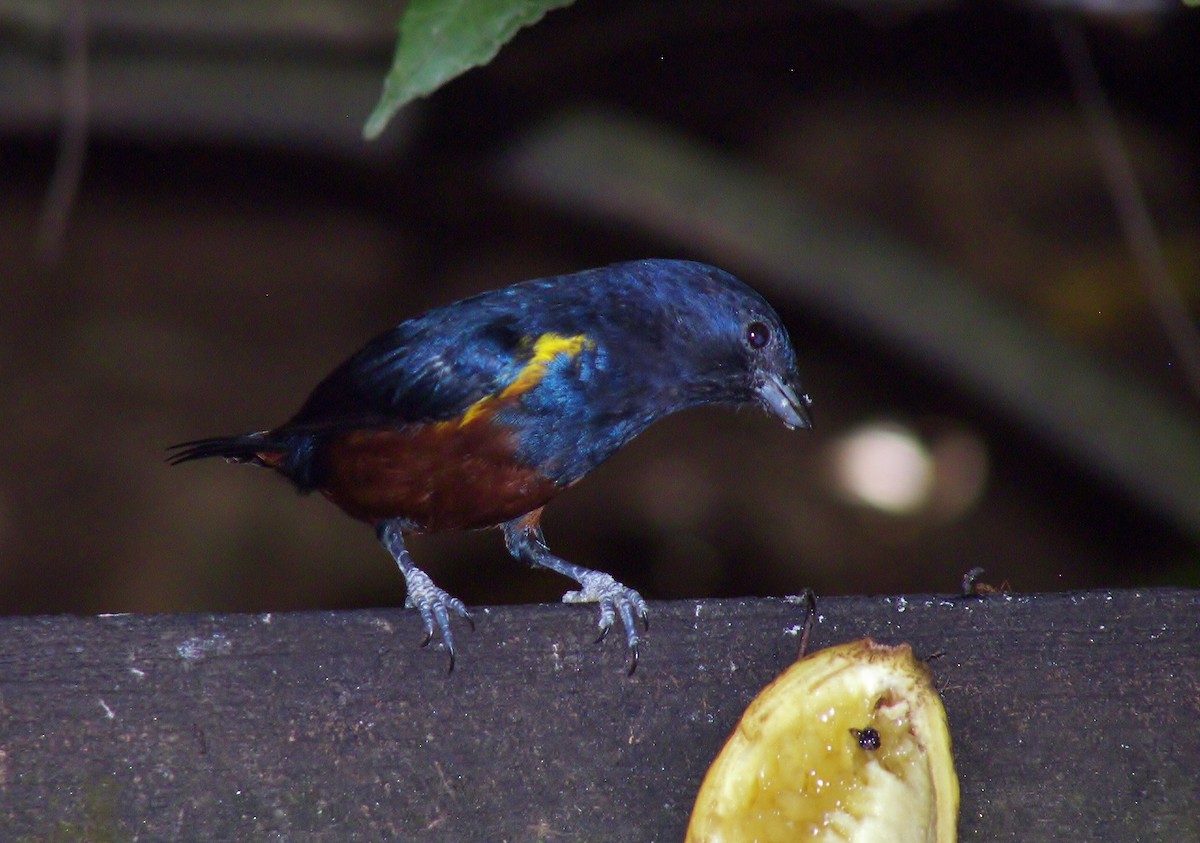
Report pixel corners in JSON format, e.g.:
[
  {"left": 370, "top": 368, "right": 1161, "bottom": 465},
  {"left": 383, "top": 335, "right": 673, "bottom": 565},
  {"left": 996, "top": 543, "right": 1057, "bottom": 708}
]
[
  {"left": 1053, "top": 17, "right": 1200, "bottom": 403},
  {"left": 795, "top": 588, "right": 817, "bottom": 661},
  {"left": 36, "top": 0, "right": 90, "bottom": 268}
]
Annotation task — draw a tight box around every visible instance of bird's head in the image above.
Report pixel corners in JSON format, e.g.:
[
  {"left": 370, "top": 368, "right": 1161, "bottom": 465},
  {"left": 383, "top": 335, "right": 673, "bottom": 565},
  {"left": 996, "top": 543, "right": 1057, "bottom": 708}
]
[{"left": 618, "top": 260, "right": 813, "bottom": 431}]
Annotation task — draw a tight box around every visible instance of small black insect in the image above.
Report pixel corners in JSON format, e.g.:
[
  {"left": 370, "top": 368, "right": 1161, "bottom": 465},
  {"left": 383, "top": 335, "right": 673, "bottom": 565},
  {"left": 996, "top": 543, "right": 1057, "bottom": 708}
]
[{"left": 850, "top": 727, "right": 881, "bottom": 751}]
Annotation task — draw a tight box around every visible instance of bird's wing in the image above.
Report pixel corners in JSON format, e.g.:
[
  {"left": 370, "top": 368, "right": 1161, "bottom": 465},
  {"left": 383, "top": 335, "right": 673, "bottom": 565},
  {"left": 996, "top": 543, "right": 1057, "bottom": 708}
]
[{"left": 284, "top": 313, "right": 562, "bottom": 431}]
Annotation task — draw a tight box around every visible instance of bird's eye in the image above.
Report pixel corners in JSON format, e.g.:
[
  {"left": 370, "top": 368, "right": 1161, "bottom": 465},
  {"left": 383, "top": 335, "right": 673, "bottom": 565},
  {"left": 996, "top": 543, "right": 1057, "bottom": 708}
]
[{"left": 745, "top": 321, "right": 770, "bottom": 350}]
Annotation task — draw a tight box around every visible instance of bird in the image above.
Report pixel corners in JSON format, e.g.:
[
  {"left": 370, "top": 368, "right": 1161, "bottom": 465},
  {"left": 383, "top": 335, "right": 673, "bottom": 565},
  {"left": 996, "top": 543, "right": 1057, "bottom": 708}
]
[{"left": 169, "top": 259, "right": 811, "bottom": 672}]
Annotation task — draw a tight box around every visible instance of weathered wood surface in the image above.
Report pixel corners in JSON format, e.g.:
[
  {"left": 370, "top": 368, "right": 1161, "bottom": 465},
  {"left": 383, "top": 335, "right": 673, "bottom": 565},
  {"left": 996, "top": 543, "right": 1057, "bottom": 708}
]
[{"left": 0, "top": 589, "right": 1196, "bottom": 841}]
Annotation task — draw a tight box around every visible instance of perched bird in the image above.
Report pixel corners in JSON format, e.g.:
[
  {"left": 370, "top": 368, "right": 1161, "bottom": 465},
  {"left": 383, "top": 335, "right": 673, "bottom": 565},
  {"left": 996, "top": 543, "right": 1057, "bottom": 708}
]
[{"left": 170, "top": 259, "right": 811, "bottom": 671}]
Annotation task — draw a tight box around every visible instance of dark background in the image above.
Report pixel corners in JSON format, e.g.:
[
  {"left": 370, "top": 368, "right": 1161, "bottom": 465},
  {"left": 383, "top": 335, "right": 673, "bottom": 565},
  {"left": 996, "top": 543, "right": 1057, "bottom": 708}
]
[{"left": 1, "top": 0, "right": 1197, "bottom": 620}]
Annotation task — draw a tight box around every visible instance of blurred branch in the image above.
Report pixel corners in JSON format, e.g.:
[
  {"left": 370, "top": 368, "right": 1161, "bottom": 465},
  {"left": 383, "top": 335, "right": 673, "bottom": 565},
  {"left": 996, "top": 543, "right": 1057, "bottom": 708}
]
[
  {"left": 1, "top": 1, "right": 1185, "bottom": 151},
  {"left": 502, "top": 109, "right": 1200, "bottom": 541},
  {"left": 0, "top": 1, "right": 395, "bottom": 46}
]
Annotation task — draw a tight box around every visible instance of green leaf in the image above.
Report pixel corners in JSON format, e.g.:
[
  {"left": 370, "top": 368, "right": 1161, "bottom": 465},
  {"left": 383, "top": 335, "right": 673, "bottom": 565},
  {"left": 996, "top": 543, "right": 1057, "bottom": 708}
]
[{"left": 364, "top": 0, "right": 576, "bottom": 140}]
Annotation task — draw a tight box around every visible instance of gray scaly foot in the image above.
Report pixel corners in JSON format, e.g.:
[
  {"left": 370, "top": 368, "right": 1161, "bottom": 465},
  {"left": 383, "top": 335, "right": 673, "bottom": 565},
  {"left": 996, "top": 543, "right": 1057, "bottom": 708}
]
[
  {"left": 378, "top": 519, "right": 473, "bottom": 671},
  {"left": 503, "top": 512, "right": 649, "bottom": 674},
  {"left": 562, "top": 569, "right": 649, "bottom": 673}
]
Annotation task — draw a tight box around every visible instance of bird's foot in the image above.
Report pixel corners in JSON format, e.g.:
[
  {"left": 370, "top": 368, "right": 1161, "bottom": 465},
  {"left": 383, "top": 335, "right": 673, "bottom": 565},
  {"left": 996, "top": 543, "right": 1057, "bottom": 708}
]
[
  {"left": 561, "top": 570, "right": 649, "bottom": 674},
  {"left": 402, "top": 566, "right": 474, "bottom": 671}
]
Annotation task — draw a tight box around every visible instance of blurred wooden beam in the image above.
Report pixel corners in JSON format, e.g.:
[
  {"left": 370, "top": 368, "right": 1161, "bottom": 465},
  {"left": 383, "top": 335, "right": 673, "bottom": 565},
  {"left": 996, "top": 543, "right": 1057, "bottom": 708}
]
[{"left": 0, "top": 0, "right": 411, "bottom": 154}]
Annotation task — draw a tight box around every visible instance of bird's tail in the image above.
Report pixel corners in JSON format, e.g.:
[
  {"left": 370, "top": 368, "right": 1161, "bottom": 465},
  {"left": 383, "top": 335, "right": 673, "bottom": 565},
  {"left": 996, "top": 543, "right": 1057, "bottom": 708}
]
[{"left": 167, "top": 431, "right": 283, "bottom": 468}]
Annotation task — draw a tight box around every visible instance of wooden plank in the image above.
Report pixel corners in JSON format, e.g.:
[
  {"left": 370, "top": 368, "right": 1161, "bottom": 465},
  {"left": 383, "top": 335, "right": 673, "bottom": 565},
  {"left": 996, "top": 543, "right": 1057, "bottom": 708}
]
[{"left": 0, "top": 589, "right": 1196, "bottom": 841}]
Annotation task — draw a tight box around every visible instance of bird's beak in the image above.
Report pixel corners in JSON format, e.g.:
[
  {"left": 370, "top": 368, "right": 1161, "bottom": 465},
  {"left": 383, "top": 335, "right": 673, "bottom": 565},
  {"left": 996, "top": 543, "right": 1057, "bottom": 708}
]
[{"left": 757, "top": 371, "right": 813, "bottom": 430}]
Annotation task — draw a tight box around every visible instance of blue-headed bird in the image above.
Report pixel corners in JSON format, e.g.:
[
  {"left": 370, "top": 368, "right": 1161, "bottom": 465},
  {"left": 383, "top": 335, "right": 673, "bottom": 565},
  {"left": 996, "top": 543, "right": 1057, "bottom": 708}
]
[{"left": 170, "top": 259, "right": 811, "bottom": 671}]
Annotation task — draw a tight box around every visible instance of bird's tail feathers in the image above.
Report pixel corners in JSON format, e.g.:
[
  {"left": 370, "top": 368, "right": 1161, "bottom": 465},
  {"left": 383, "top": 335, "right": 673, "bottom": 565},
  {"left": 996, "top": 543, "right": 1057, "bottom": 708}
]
[{"left": 167, "top": 431, "right": 284, "bottom": 467}]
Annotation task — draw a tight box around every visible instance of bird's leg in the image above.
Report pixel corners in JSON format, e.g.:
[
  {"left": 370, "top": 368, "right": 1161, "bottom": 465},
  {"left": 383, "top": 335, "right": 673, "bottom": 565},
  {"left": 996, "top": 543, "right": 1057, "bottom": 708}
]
[
  {"left": 502, "top": 509, "right": 649, "bottom": 673},
  {"left": 377, "top": 519, "right": 473, "bottom": 671}
]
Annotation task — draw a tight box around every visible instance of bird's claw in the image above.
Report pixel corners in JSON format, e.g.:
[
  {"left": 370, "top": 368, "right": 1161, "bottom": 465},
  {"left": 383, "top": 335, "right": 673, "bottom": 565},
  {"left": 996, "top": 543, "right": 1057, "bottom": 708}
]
[
  {"left": 562, "top": 571, "right": 649, "bottom": 673},
  {"left": 403, "top": 567, "right": 472, "bottom": 671}
]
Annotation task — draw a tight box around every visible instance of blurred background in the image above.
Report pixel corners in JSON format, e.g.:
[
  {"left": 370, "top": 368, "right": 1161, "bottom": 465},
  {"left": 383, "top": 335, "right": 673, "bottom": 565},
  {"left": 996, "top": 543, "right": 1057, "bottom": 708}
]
[{"left": 1, "top": 0, "right": 1197, "bottom": 620}]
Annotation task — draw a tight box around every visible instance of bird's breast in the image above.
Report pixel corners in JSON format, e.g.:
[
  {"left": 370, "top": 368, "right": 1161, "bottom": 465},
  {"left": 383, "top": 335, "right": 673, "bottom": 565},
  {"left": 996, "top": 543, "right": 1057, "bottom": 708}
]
[{"left": 315, "top": 422, "right": 560, "bottom": 532}]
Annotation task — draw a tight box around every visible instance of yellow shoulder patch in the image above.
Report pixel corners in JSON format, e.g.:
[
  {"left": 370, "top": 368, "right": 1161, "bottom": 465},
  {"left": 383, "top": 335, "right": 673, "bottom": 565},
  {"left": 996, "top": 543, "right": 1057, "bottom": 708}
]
[{"left": 458, "top": 332, "right": 591, "bottom": 426}]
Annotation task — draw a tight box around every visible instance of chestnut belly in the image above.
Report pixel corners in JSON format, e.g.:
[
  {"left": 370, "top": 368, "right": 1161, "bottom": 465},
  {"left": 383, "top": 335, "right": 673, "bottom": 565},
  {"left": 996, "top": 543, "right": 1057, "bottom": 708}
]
[{"left": 314, "top": 425, "right": 560, "bottom": 532}]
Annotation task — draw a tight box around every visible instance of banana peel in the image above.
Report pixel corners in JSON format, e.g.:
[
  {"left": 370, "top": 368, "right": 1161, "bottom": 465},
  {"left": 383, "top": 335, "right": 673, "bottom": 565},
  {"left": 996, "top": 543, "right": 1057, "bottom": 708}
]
[{"left": 686, "top": 638, "right": 959, "bottom": 842}]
